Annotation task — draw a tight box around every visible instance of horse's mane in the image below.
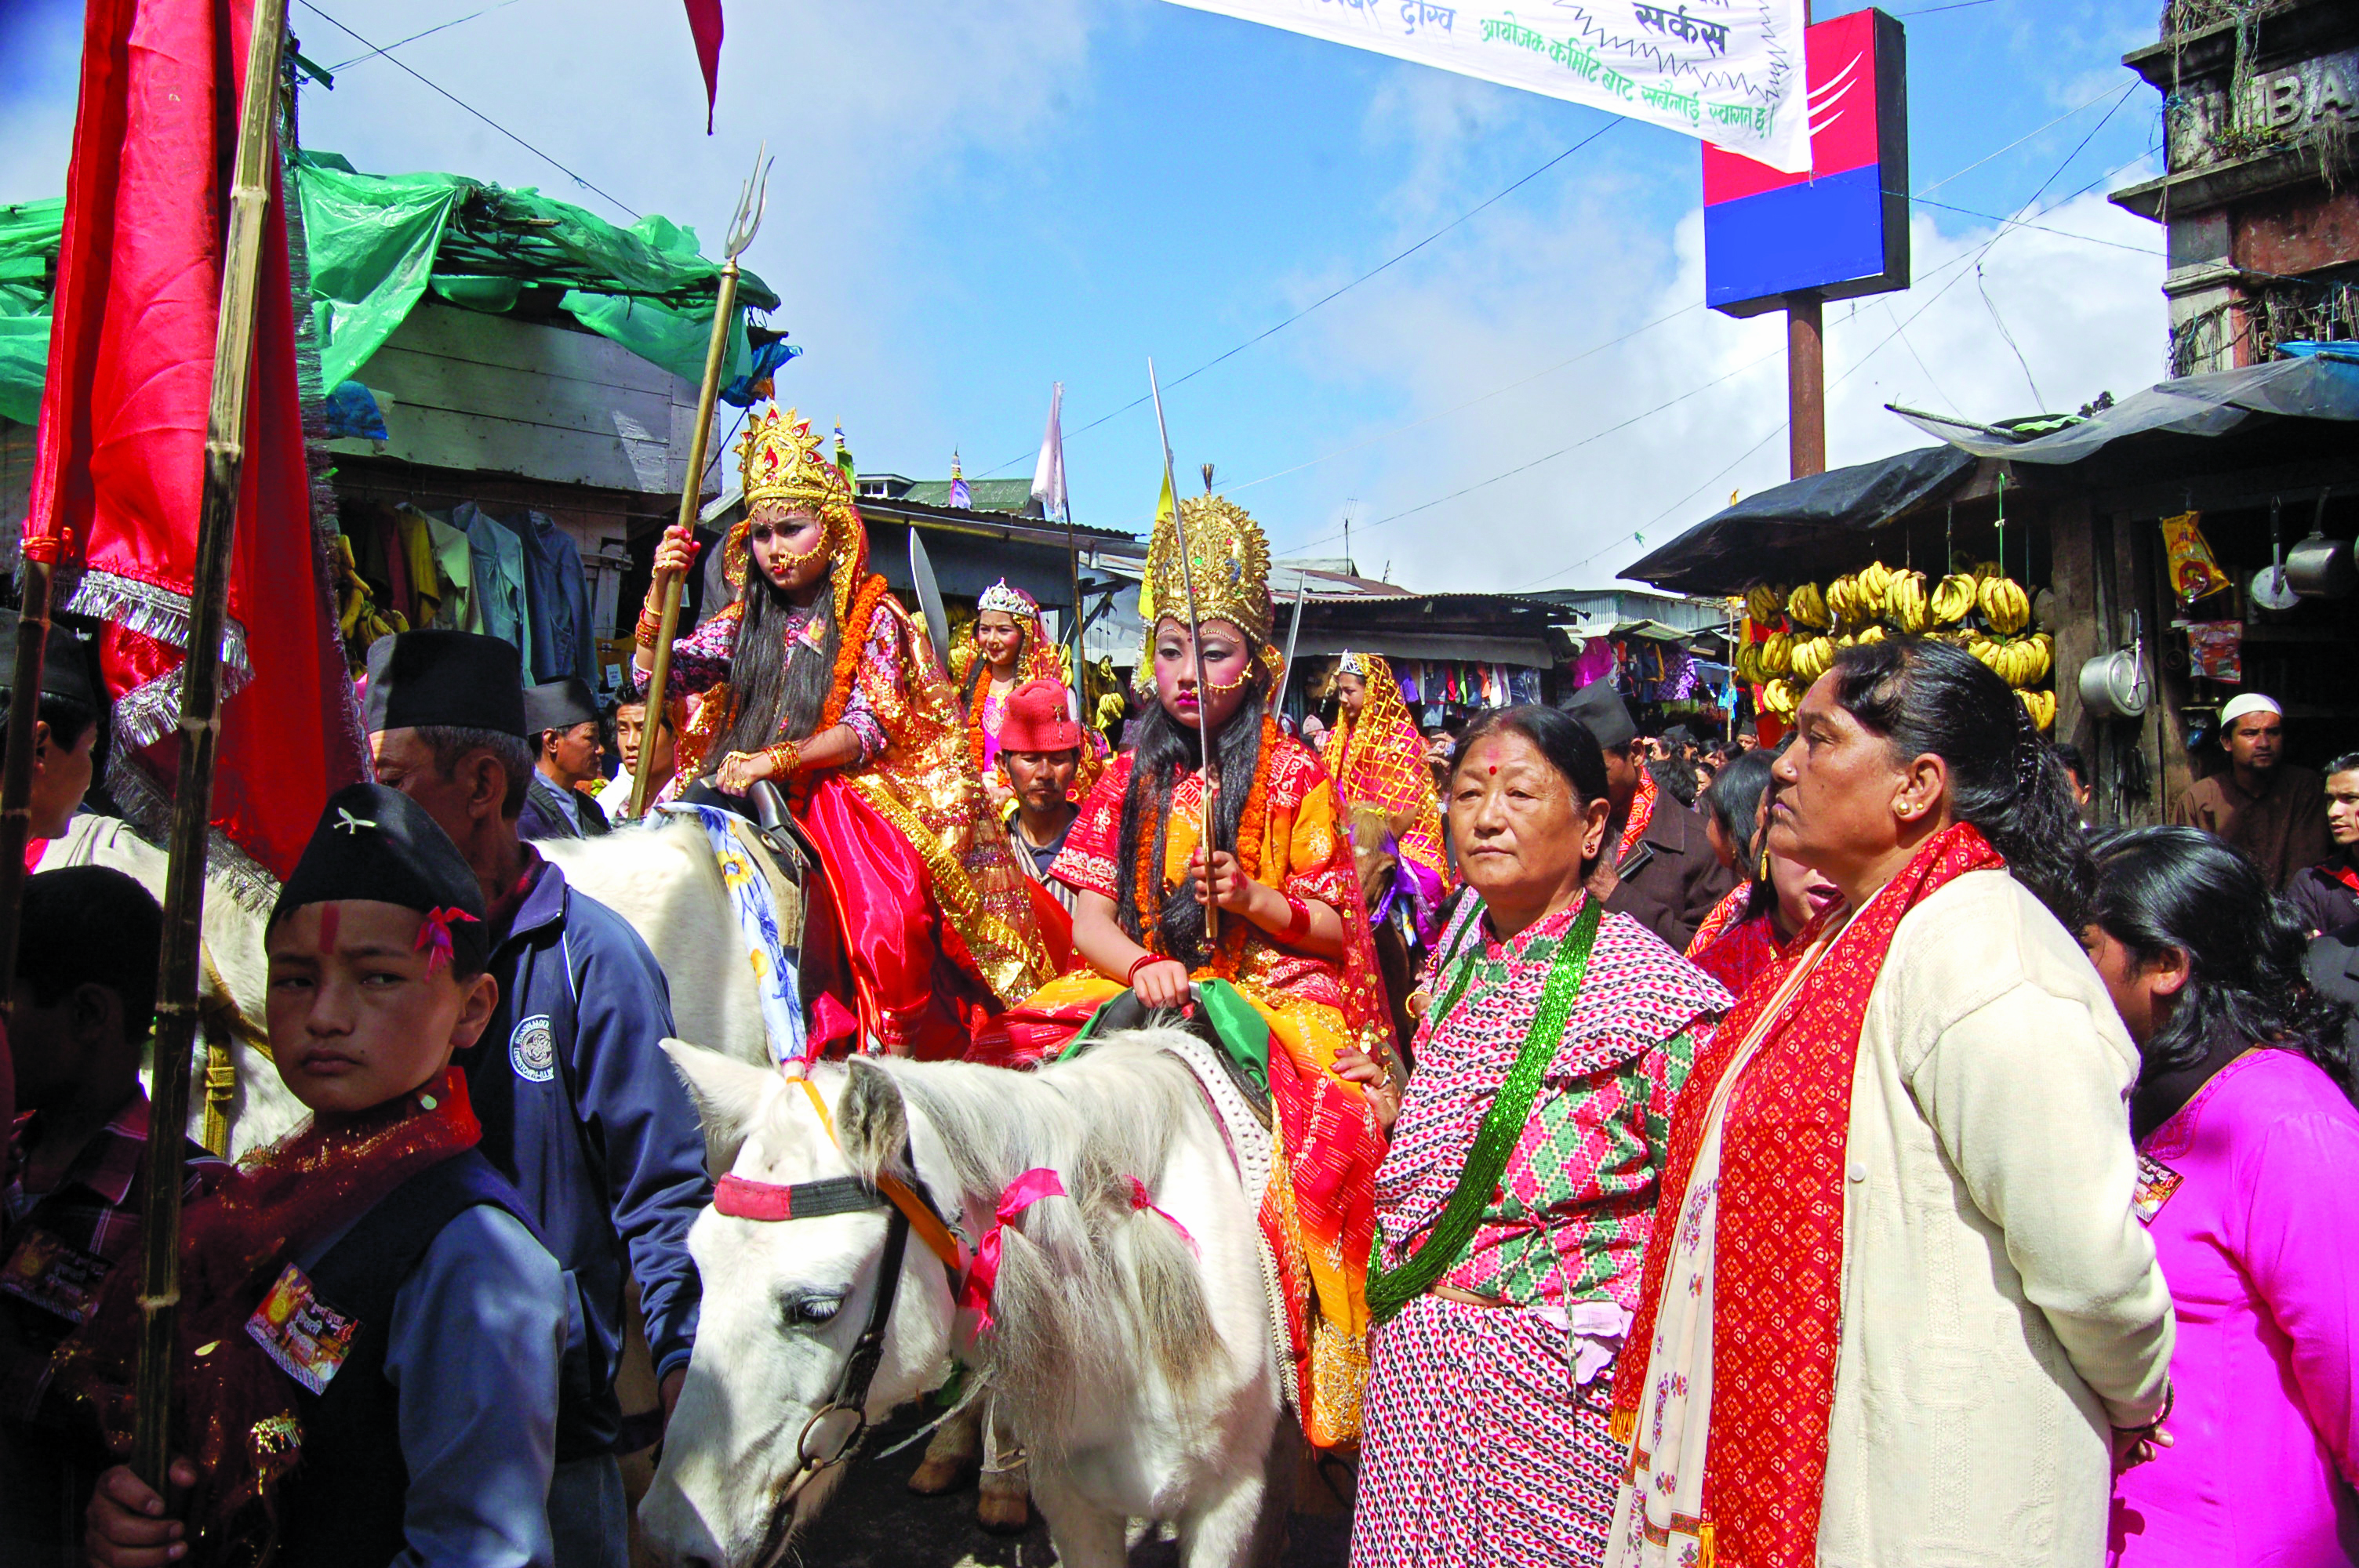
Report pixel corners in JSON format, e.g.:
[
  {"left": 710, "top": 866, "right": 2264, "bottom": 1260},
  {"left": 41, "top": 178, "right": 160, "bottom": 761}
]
[{"left": 834, "top": 1037, "right": 1227, "bottom": 1454}]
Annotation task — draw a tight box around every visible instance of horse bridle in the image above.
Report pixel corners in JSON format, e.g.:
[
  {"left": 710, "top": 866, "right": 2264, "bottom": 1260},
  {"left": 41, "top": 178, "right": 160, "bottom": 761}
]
[{"left": 714, "top": 1080, "right": 965, "bottom": 1509}]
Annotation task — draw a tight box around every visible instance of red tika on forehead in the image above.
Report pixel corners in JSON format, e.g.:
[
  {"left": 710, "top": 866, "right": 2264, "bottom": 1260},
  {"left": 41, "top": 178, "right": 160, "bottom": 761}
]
[{"left": 315, "top": 903, "right": 340, "bottom": 955}]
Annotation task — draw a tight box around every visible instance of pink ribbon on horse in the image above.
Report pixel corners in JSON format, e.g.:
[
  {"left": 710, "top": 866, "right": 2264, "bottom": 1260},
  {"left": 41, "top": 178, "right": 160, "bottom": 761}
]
[
  {"left": 712, "top": 1173, "right": 797, "bottom": 1221},
  {"left": 959, "top": 1167, "right": 1067, "bottom": 1332},
  {"left": 1125, "top": 1177, "right": 1198, "bottom": 1254}
]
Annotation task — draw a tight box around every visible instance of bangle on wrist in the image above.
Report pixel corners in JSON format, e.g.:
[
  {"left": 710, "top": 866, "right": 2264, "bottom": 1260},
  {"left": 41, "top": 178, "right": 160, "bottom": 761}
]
[
  {"left": 635, "top": 604, "right": 664, "bottom": 648},
  {"left": 1127, "top": 952, "right": 1165, "bottom": 985},
  {"left": 1278, "top": 891, "right": 1311, "bottom": 944},
  {"left": 765, "top": 741, "right": 801, "bottom": 778}
]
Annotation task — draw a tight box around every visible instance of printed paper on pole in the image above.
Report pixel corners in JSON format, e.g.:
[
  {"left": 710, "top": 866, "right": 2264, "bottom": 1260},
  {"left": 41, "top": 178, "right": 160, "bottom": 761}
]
[{"left": 1159, "top": 0, "right": 1809, "bottom": 172}]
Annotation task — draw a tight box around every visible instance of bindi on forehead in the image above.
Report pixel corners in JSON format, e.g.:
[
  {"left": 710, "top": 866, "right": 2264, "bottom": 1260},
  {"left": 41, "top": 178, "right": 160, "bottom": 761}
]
[{"left": 316, "top": 903, "right": 341, "bottom": 955}]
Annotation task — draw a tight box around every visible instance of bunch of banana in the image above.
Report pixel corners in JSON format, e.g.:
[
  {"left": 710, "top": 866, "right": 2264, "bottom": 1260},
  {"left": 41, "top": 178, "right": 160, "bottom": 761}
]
[
  {"left": 1930, "top": 572, "right": 1978, "bottom": 626},
  {"left": 2019, "top": 689, "right": 2056, "bottom": 731},
  {"left": 1980, "top": 575, "right": 2031, "bottom": 635},
  {"left": 1787, "top": 582, "right": 1832, "bottom": 631},
  {"left": 1970, "top": 559, "right": 2005, "bottom": 583},
  {"left": 1857, "top": 561, "right": 1893, "bottom": 607},
  {"left": 1965, "top": 632, "right": 2003, "bottom": 673},
  {"left": 1857, "top": 624, "right": 1888, "bottom": 644},
  {"left": 1790, "top": 635, "right": 1837, "bottom": 684},
  {"left": 1884, "top": 569, "right": 1929, "bottom": 633},
  {"left": 1761, "top": 678, "right": 1802, "bottom": 720},
  {"left": 1988, "top": 635, "right": 2052, "bottom": 688},
  {"left": 1826, "top": 572, "right": 1879, "bottom": 627},
  {"left": 1745, "top": 582, "right": 1787, "bottom": 624},
  {"left": 1759, "top": 631, "right": 1794, "bottom": 677}
]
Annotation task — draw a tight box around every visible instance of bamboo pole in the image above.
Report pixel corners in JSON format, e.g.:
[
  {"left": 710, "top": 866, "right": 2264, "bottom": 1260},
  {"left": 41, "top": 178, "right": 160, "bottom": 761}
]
[
  {"left": 130, "top": 0, "right": 289, "bottom": 1490},
  {"left": 631, "top": 147, "right": 769, "bottom": 819}
]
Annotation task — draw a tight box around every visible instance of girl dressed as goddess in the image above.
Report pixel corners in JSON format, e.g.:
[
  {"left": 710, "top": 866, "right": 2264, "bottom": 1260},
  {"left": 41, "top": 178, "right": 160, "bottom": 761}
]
[
  {"left": 1012, "top": 492, "right": 1395, "bottom": 1450},
  {"left": 634, "top": 407, "right": 1056, "bottom": 1059},
  {"left": 958, "top": 579, "right": 1104, "bottom": 809}
]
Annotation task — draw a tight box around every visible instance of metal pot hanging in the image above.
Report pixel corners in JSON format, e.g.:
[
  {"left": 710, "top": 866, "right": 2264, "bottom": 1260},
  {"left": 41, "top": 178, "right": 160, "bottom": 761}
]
[
  {"left": 2284, "top": 492, "right": 2354, "bottom": 598},
  {"left": 2077, "top": 616, "right": 2150, "bottom": 720}
]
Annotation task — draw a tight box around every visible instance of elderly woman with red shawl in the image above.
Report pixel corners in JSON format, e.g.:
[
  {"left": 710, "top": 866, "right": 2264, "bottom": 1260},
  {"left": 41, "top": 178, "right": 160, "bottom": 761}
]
[
  {"left": 1012, "top": 492, "right": 1391, "bottom": 1450},
  {"left": 1606, "top": 640, "right": 2175, "bottom": 1568},
  {"left": 634, "top": 408, "right": 1054, "bottom": 1058},
  {"left": 1347, "top": 704, "right": 1728, "bottom": 1568}
]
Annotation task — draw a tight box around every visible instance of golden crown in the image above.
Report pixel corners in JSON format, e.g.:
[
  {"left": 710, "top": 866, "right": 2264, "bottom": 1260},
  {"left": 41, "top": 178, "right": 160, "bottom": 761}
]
[
  {"left": 1140, "top": 494, "right": 1274, "bottom": 645},
  {"left": 739, "top": 406, "right": 852, "bottom": 511}
]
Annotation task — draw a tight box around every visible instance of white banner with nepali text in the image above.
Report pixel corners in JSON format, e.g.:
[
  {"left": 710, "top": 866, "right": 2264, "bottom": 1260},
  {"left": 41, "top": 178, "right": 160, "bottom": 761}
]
[{"left": 1161, "top": 0, "right": 1811, "bottom": 172}]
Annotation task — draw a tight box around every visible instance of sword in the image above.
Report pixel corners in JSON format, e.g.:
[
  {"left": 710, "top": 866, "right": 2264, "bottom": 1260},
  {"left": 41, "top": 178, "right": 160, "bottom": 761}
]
[
  {"left": 1275, "top": 570, "right": 1308, "bottom": 721},
  {"left": 1147, "top": 358, "right": 1219, "bottom": 946},
  {"left": 907, "top": 528, "right": 952, "bottom": 678}
]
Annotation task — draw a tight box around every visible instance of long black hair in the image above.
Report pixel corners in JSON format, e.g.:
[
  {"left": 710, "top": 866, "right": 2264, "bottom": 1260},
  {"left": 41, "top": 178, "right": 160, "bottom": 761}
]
[
  {"left": 1114, "top": 655, "right": 1272, "bottom": 967},
  {"left": 1826, "top": 637, "right": 2093, "bottom": 931},
  {"left": 1454, "top": 704, "right": 1612, "bottom": 880},
  {"left": 706, "top": 544, "right": 840, "bottom": 777},
  {"left": 2088, "top": 826, "right": 2356, "bottom": 1105},
  {"left": 1700, "top": 746, "right": 1781, "bottom": 923}
]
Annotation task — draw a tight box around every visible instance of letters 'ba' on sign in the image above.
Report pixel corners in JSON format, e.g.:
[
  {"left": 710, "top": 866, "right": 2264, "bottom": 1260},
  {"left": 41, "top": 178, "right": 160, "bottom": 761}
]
[{"left": 1702, "top": 7, "right": 1910, "bottom": 318}]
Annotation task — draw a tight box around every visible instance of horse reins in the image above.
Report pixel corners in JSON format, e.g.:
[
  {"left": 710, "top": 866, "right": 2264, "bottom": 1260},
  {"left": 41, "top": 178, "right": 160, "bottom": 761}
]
[{"left": 712, "top": 1076, "right": 964, "bottom": 1507}]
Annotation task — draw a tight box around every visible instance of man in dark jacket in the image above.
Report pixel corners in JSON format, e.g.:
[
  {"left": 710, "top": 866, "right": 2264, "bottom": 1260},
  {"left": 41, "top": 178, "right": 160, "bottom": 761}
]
[
  {"left": 362, "top": 631, "right": 708, "bottom": 1568},
  {"left": 1562, "top": 682, "right": 1735, "bottom": 952},
  {"left": 521, "top": 676, "right": 612, "bottom": 840}
]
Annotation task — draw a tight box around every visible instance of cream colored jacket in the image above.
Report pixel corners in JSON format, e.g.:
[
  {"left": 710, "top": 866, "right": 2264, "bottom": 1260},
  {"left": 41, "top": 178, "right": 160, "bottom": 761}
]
[{"left": 1816, "top": 869, "right": 2173, "bottom": 1567}]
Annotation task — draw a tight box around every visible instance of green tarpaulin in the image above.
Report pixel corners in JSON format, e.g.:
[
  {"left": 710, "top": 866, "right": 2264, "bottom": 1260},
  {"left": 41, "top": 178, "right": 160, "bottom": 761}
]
[{"left": 0, "top": 157, "right": 776, "bottom": 426}]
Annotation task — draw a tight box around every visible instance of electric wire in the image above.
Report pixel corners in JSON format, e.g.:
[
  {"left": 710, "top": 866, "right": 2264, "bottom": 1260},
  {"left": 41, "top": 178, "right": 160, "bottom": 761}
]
[
  {"left": 293, "top": 0, "right": 643, "bottom": 221},
  {"left": 321, "top": 0, "right": 525, "bottom": 73},
  {"left": 974, "top": 119, "right": 1623, "bottom": 477}
]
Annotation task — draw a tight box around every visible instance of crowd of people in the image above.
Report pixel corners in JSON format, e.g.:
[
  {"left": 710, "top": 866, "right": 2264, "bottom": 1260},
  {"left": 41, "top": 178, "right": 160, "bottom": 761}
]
[{"left": 0, "top": 404, "right": 2351, "bottom": 1568}]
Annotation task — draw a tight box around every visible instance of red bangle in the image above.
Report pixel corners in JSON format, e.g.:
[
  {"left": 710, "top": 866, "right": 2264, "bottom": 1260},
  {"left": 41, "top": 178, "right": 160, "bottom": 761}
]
[
  {"left": 1127, "top": 952, "right": 1165, "bottom": 985},
  {"left": 1279, "top": 893, "right": 1311, "bottom": 944}
]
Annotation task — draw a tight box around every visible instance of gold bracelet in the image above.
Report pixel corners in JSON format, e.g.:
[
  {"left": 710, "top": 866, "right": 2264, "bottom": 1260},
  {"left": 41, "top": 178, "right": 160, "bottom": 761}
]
[
  {"left": 635, "top": 604, "right": 664, "bottom": 648},
  {"left": 765, "top": 741, "right": 801, "bottom": 777}
]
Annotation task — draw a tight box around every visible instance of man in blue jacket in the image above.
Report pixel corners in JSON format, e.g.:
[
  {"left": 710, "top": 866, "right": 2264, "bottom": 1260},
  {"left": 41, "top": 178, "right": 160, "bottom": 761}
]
[{"left": 362, "top": 630, "right": 711, "bottom": 1568}]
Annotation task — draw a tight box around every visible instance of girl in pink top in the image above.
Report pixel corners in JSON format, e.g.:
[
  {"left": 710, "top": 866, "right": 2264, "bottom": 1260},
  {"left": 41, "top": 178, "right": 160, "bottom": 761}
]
[{"left": 2084, "top": 827, "right": 2359, "bottom": 1567}]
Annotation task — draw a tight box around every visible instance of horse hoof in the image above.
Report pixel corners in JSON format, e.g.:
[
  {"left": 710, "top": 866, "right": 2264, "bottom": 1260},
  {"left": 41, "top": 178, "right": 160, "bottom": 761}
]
[
  {"left": 975, "top": 1481, "right": 1031, "bottom": 1534},
  {"left": 907, "top": 1454, "right": 975, "bottom": 1495}
]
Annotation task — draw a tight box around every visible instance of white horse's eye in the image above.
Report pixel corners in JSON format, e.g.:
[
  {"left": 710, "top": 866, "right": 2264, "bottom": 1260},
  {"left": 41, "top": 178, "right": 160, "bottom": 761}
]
[{"left": 786, "top": 1293, "right": 844, "bottom": 1327}]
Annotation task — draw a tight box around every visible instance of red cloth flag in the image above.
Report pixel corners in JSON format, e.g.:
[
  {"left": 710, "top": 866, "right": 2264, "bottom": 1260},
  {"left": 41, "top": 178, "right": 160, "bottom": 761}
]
[
  {"left": 27, "top": 0, "right": 367, "bottom": 893},
  {"left": 683, "top": 0, "right": 725, "bottom": 133}
]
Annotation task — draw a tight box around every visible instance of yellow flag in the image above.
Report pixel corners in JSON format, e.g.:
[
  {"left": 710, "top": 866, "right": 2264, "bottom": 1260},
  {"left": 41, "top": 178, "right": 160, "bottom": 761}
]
[{"left": 1140, "top": 467, "right": 1175, "bottom": 625}]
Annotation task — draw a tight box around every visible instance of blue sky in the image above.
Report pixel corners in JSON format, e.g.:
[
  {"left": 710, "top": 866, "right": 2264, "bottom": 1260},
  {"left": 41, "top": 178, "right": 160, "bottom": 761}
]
[{"left": 0, "top": 0, "right": 2168, "bottom": 590}]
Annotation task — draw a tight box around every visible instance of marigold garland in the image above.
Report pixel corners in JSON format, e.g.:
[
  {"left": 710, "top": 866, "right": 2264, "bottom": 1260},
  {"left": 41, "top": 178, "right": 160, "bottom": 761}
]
[
  {"left": 821, "top": 574, "right": 896, "bottom": 735},
  {"left": 1132, "top": 713, "right": 1279, "bottom": 978}
]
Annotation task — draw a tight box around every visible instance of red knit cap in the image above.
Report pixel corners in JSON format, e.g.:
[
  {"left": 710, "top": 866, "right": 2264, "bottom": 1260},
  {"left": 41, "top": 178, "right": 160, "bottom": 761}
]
[{"left": 998, "top": 678, "right": 1084, "bottom": 754}]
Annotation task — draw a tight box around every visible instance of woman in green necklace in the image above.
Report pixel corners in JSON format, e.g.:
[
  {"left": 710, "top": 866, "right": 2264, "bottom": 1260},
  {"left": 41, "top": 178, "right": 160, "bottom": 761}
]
[{"left": 1342, "top": 704, "right": 1730, "bottom": 1567}]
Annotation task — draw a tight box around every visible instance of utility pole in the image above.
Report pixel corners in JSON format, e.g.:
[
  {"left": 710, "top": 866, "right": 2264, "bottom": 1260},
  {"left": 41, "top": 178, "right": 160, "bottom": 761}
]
[{"left": 1788, "top": 290, "right": 1825, "bottom": 478}]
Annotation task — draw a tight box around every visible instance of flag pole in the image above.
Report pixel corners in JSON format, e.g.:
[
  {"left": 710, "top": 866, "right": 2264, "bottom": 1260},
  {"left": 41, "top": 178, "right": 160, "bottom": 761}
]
[
  {"left": 1147, "top": 360, "right": 1217, "bottom": 945},
  {"left": 630, "top": 145, "right": 769, "bottom": 819},
  {"left": 131, "top": 0, "right": 289, "bottom": 1490}
]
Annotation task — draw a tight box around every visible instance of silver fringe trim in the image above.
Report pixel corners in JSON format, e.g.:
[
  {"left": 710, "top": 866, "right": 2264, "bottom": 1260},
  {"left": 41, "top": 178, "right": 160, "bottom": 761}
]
[{"left": 60, "top": 571, "right": 255, "bottom": 683}]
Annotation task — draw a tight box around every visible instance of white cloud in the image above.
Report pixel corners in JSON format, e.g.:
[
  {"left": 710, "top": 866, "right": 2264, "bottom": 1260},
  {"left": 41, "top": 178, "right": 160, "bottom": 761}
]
[{"left": 1256, "top": 176, "right": 2166, "bottom": 592}]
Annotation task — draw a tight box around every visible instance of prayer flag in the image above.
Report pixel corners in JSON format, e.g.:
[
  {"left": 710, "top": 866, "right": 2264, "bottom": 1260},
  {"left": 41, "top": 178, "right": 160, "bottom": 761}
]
[
  {"left": 28, "top": 0, "right": 368, "bottom": 891},
  {"left": 682, "top": 0, "right": 725, "bottom": 134},
  {"left": 949, "top": 451, "right": 971, "bottom": 510},
  {"left": 1139, "top": 468, "right": 1177, "bottom": 626},
  {"left": 1030, "top": 382, "right": 1067, "bottom": 518}
]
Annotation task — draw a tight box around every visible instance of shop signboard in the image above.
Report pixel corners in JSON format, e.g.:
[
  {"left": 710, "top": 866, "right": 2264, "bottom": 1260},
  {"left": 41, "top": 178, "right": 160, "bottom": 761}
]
[{"left": 1702, "top": 7, "right": 1909, "bottom": 318}]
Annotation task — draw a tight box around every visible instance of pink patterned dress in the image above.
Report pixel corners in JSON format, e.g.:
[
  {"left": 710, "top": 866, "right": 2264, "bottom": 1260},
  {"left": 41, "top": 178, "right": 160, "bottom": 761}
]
[{"left": 1352, "top": 895, "right": 1730, "bottom": 1568}]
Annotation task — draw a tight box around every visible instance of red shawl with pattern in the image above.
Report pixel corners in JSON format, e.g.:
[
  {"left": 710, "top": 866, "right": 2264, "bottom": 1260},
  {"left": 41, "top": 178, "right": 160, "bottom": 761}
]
[
  {"left": 1609, "top": 823, "right": 2005, "bottom": 1568},
  {"left": 1616, "top": 767, "right": 1659, "bottom": 863}
]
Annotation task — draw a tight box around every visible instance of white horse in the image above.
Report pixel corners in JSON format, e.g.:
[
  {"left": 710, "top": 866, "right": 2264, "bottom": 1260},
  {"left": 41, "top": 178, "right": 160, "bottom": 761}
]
[{"left": 642, "top": 1035, "right": 1295, "bottom": 1568}]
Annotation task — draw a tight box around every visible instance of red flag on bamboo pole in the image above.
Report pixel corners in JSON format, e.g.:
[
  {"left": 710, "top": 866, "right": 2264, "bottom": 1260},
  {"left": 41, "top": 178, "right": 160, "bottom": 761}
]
[
  {"left": 27, "top": 0, "right": 367, "bottom": 892},
  {"left": 683, "top": 0, "right": 725, "bottom": 133}
]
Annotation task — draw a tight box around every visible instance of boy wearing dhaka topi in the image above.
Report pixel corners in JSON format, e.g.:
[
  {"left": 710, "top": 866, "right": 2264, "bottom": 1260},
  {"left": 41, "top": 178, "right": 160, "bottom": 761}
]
[{"left": 77, "top": 784, "right": 567, "bottom": 1568}]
